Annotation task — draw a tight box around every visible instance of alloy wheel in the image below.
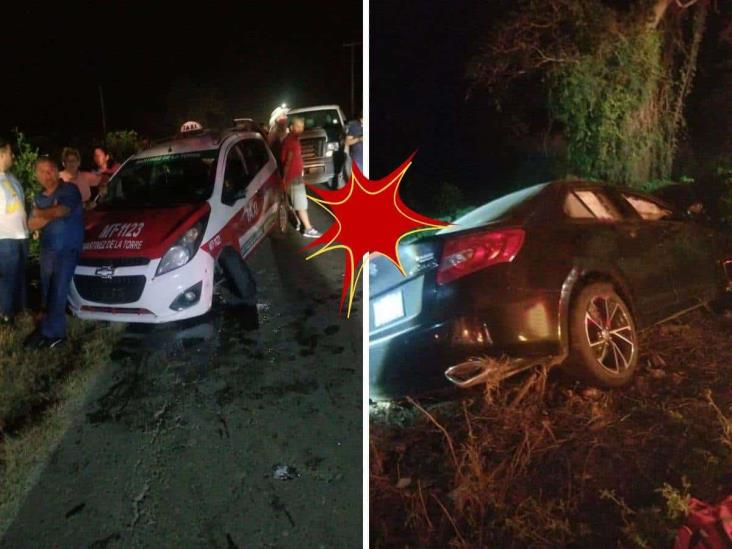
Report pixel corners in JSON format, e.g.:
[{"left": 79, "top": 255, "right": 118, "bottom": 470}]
[{"left": 584, "top": 295, "right": 636, "bottom": 374}]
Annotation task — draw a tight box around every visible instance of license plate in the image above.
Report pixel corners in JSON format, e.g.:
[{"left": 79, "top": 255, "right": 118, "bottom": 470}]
[{"left": 373, "top": 290, "right": 405, "bottom": 327}]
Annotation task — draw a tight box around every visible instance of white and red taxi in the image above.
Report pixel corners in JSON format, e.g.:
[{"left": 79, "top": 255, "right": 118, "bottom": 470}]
[{"left": 68, "top": 123, "right": 286, "bottom": 323}]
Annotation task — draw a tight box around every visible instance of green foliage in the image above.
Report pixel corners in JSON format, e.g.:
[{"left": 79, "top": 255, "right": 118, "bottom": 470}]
[
  {"left": 713, "top": 162, "right": 732, "bottom": 228},
  {"left": 10, "top": 130, "right": 41, "bottom": 257},
  {"left": 473, "top": 0, "right": 709, "bottom": 189},
  {"left": 637, "top": 178, "right": 680, "bottom": 194},
  {"left": 550, "top": 28, "right": 671, "bottom": 187},
  {"left": 103, "top": 130, "right": 138, "bottom": 164},
  {"left": 657, "top": 477, "right": 692, "bottom": 521},
  {"left": 0, "top": 316, "right": 120, "bottom": 535},
  {"left": 10, "top": 129, "right": 40, "bottom": 202},
  {"left": 598, "top": 479, "right": 690, "bottom": 547},
  {"left": 432, "top": 181, "right": 466, "bottom": 221}
]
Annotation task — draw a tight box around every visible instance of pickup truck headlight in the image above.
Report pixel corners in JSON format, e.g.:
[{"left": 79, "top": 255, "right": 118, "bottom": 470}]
[
  {"left": 326, "top": 141, "right": 339, "bottom": 157},
  {"left": 156, "top": 220, "right": 207, "bottom": 276}
]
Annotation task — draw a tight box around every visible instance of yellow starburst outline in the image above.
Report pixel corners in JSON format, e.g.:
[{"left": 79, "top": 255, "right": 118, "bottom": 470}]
[{"left": 305, "top": 160, "right": 449, "bottom": 317}]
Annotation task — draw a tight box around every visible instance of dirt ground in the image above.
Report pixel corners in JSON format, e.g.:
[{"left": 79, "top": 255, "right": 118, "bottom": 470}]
[
  {"left": 1, "top": 206, "right": 362, "bottom": 548},
  {"left": 370, "top": 308, "right": 732, "bottom": 548}
]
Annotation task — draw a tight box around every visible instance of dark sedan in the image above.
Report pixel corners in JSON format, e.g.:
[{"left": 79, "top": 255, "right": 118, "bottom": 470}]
[{"left": 369, "top": 180, "right": 732, "bottom": 399}]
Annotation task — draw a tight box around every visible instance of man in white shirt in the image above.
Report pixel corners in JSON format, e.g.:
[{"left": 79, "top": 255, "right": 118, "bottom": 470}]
[{"left": 0, "top": 137, "right": 29, "bottom": 324}]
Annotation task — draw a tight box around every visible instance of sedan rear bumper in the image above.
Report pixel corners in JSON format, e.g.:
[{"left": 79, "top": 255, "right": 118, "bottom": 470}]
[{"left": 369, "top": 291, "right": 561, "bottom": 399}]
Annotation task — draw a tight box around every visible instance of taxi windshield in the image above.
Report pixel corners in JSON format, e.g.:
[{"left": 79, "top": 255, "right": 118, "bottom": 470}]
[{"left": 103, "top": 150, "right": 218, "bottom": 208}]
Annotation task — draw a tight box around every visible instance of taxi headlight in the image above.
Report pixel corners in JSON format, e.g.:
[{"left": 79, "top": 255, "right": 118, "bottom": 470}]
[{"left": 156, "top": 220, "right": 207, "bottom": 276}]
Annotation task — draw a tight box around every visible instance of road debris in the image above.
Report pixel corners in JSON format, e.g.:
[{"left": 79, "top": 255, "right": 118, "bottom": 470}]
[
  {"left": 64, "top": 502, "right": 85, "bottom": 519},
  {"left": 131, "top": 482, "right": 150, "bottom": 527},
  {"left": 272, "top": 464, "right": 300, "bottom": 481}
]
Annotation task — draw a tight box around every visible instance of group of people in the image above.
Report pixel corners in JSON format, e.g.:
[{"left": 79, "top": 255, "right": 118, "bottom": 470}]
[
  {"left": 0, "top": 138, "right": 119, "bottom": 349},
  {"left": 60, "top": 146, "right": 120, "bottom": 205},
  {"left": 0, "top": 112, "right": 363, "bottom": 345},
  {"left": 267, "top": 109, "right": 364, "bottom": 239}
]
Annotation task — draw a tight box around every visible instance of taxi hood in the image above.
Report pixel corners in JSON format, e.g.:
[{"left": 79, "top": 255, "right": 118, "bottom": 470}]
[{"left": 81, "top": 202, "right": 210, "bottom": 259}]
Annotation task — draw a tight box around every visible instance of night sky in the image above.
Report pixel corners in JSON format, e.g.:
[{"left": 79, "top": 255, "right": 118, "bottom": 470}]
[
  {"left": 370, "top": 0, "right": 521, "bottom": 209},
  {"left": 370, "top": 0, "right": 732, "bottom": 211},
  {"left": 1, "top": 1, "right": 362, "bottom": 148}
]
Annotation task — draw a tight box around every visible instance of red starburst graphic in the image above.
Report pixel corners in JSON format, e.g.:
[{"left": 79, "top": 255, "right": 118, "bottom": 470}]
[{"left": 305, "top": 153, "right": 449, "bottom": 316}]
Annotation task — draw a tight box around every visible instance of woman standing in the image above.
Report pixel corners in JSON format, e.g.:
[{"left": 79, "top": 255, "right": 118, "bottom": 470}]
[{"left": 92, "top": 145, "right": 120, "bottom": 199}]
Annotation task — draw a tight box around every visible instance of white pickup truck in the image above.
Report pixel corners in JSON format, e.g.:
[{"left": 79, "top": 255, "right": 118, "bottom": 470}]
[{"left": 287, "top": 105, "right": 350, "bottom": 189}]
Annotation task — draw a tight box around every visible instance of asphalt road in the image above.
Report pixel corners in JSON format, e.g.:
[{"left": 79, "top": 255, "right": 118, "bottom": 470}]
[{"left": 2, "top": 204, "right": 363, "bottom": 548}]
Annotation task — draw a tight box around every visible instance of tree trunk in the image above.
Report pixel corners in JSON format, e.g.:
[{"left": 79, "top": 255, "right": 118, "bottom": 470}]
[{"left": 648, "top": 0, "right": 674, "bottom": 30}]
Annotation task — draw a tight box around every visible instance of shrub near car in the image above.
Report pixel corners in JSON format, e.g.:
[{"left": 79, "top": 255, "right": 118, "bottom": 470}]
[
  {"left": 369, "top": 180, "right": 732, "bottom": 399},
  {"left": 68, "top": 123, "right": 287, "bottom": 323}
]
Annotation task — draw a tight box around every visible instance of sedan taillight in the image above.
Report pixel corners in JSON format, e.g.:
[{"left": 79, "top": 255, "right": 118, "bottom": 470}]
[{"left": 436, "top": 228, "right": 525, "bottom": 285}]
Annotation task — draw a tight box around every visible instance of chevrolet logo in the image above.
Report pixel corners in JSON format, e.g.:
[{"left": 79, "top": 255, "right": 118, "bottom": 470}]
[{"left": 94, "top": 266, "right": 115, "bottom": 279}]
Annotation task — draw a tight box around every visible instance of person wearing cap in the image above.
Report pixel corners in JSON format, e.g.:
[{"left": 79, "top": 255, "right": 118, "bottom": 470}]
[
  {"left": 281, "top": 117, "right": 321, "bottom": 238},
  {"left": 0, "top": 137, "right": 29, "bottom": 325},
  {"left": 268, "top": 107, "right": 289, "bottom": 176}
]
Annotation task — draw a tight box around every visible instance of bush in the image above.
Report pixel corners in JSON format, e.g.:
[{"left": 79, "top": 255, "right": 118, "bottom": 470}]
[
  {"left": 10, "top": 130, "right": 40, "bottom": 202},
  {"left": 103, "top": 130, "right": 138, "bottom": 165},
  {"left": 10, "top": 131, "right": 41, "bottom": 257},
  {"left": 711, "top": 163, "right": 732, "bottom": 229},
  {"left": 432, "top": 181, "right": 466, "bottom": 221}
]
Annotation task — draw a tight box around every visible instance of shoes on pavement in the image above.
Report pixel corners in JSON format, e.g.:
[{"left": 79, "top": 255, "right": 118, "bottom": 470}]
[{"left": 302, "top": 227, "right": 322, "bottom": 239}]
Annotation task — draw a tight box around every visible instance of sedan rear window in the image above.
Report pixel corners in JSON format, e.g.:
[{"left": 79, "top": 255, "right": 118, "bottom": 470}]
[
  {"left": 566, "top": 190, "right": 622, "bottom": 221},
  {"left": 564, "top": 192, "right": 594, "bottom": 219},
  {"left": 622, "top": 194, "right": 673, "bottom": 221}
]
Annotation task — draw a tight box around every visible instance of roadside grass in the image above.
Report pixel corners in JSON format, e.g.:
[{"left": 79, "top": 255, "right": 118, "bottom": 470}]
[
  {"left": 0, "top": 315, "right": 121, "bottom": 535},
  {"left": 370, "top": 310, "right": 732, "bottom": 548}
]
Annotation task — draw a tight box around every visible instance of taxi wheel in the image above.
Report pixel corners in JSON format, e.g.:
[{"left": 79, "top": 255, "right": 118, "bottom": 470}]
[{"left": 217, "top": 248, "right": 256, "bottom": 306}]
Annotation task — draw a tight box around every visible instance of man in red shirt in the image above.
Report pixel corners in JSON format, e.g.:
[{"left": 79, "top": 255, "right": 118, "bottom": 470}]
[{"left": 281, "top": 117, "right": 321, "bottom": 238}]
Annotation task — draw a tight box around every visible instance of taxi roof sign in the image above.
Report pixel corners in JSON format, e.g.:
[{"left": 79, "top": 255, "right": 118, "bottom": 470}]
[{"left": 180, "top": 121, "right": 203, "bottom": 133}]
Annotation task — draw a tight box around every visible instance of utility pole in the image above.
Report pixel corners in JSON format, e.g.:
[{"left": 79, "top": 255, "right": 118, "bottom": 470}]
[
  {"left": 98, "top": 84, "right": 107, "bottom": 136},
  {"left": 342, "top": 41, "right": 362, "bottom": 117}
]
